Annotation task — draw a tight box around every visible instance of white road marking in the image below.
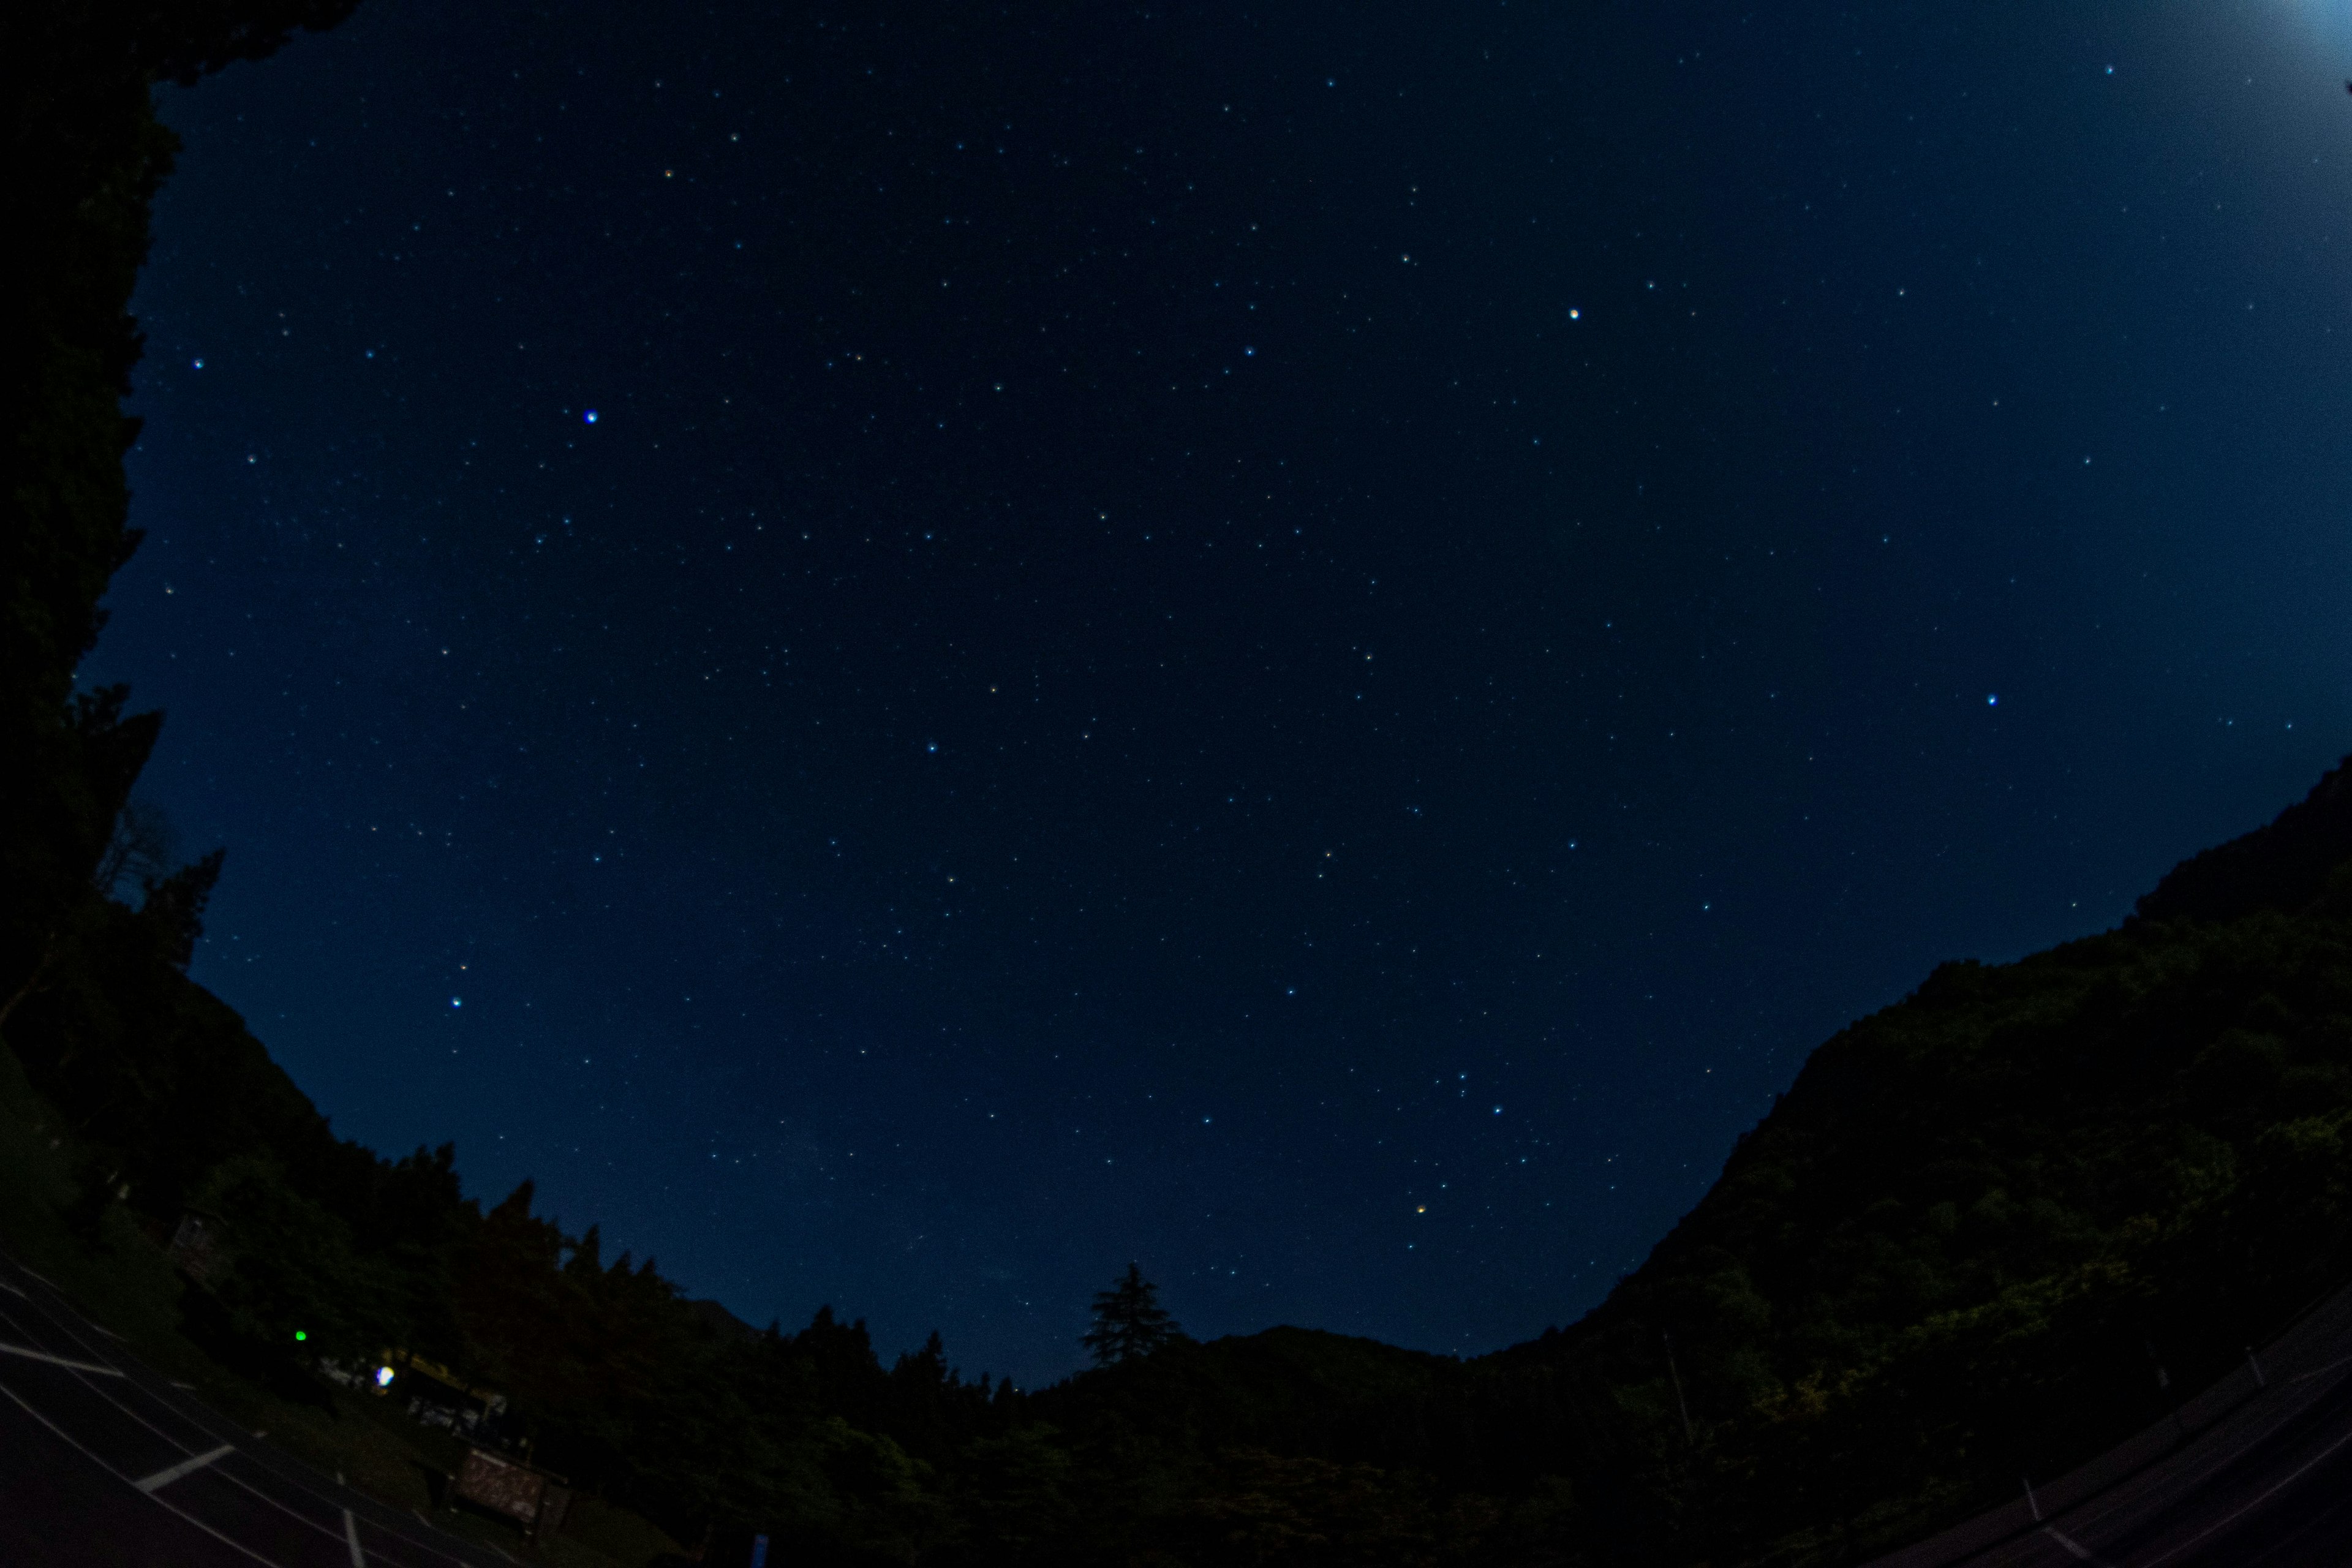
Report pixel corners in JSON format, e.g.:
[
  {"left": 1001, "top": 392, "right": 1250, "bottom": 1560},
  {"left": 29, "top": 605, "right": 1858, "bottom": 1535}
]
[
  {"left": 2138, "top": 1420, "right": 2352, "bottom": 1568},
  {"left": 0, "top": 1340, "right": 123, "bottom": 1376},
  {"left": 135, "top": 1442, "right": 236, "bottom": 1493},
  {"left": 2043, "top": 1528, "right": 2112, "bottom": 1564},
  {"left": 345, "top": 1506, "right": 366, "bottom": 1566},
  {"left": 2290, "top": 1351, "right": 2352, "bottom": 1384},
  {"left": 0, "top": 1261, "right": 494, "bottom": 1568},
  {"left": 0, "top": 1384, "right": 274, "bottom": 1566}
]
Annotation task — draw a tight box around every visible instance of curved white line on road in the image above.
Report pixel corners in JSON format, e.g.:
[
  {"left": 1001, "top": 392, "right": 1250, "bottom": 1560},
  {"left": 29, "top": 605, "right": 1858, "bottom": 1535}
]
[
  {"left": 0, "top": 1381, "right": 274, "bottom": 1566},
  {"left": 0, "top": 1259, "right": 497, "bottom": 1567},
  {"left": 2135, "top": 1420, "right": 2352, "bottom": 1568},
  {"left": 0, "top": 1340, "right": 123, "bottom": 1376}
]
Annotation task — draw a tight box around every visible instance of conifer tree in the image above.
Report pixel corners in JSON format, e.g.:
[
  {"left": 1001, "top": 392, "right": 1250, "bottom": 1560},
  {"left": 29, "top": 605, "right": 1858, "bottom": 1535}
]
[{"left": 1080, "top": 1264, "right": 1179, "bottom": 1365}]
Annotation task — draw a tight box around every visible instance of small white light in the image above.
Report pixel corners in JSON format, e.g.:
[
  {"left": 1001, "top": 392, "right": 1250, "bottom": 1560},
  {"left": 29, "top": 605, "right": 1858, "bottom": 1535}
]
[{"left": 375, "top": 1365, "right": 395, "bottom": 1388}]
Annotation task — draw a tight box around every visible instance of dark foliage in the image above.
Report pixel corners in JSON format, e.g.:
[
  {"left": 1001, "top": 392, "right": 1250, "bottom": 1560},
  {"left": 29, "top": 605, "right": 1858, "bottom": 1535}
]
[
  {"left": 2137, "top": 757, "right": 2352, "bottom": 924},
  {"left": 1082, "top": 1264, "right": 1183, "bottom": 1366},
  {"left": 1, "top": 0, "right": 351, "bottom": 1057}
]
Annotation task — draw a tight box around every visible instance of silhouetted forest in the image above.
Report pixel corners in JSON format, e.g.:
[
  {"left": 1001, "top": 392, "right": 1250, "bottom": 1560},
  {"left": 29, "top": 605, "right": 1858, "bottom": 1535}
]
[{"left": 17, "top": 6, "right": 2352, "bottom": 1564}]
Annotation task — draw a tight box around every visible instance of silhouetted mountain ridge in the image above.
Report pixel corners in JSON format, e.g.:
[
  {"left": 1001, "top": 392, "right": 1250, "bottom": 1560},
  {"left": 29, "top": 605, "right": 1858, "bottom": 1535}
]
[{"left": 2138, "top": 756, "right": 2352, "bottom": 924}]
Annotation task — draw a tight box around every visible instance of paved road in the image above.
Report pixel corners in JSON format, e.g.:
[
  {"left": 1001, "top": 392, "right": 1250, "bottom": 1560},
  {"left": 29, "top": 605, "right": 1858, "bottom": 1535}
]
[
  {"left": 1873, "top": 1283, "right": 2352, "bottom": 1568},
  {"left": 0, "top": 1250, "right": 507, "bottom": 1567}
]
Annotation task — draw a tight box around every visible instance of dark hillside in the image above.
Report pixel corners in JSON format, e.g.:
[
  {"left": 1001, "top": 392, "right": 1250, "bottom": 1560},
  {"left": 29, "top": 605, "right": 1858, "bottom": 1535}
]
[
  {"left": 1003, "top": 762, "right": 2352, "bottom": 1562},
  {"left": 2136, "top": 756, "right": 2352, "bottom": 924},
  {"left": 1033, "top": 1327, "right": 1473, "bottom": 1469},
  {"left": 1458, "top": 761, "right": 2352, "bottom": 1561}
]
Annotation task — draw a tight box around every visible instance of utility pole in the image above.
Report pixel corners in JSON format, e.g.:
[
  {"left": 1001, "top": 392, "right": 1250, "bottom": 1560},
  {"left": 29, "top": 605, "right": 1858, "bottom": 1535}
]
[{"left": 1662, "top": 1330, "right": 1694, "bottom": 1447}]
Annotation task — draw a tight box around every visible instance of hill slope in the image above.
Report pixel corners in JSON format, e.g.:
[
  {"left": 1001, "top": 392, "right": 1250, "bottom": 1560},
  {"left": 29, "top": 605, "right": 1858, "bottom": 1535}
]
[
  {"left": 856, "top": 762, "right": 2352, "bottom": 1566},
  {"left": 1458, "top": 763, "right": 2352, "bottom": 1559}
]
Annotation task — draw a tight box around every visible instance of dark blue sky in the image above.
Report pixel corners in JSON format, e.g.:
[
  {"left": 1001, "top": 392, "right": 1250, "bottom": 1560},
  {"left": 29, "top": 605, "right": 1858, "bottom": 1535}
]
[{"left": 97, "top": 0, "right": 2352, "bottom": 1385}]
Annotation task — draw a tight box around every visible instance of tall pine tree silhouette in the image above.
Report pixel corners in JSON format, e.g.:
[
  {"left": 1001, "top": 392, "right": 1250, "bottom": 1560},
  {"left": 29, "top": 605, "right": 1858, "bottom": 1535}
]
[{"left": 1081, "top": 1264, "right": 1179, "bottom": 1365}]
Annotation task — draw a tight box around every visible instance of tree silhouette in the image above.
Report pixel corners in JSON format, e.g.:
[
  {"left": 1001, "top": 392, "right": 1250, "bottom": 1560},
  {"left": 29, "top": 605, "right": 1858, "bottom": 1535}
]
[{"left": 1081, "top": 1264, "right": 1180, "bottom": 1366}]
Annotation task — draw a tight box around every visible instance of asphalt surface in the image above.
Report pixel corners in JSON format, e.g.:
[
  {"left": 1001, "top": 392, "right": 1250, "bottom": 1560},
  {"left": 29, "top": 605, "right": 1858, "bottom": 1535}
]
[
  {"left": 0, "top": 1250, "right": 508, "bottom": 1567},
  {"left": 1874, "top": 1286, "right": 2352, "bottom": 1568}
]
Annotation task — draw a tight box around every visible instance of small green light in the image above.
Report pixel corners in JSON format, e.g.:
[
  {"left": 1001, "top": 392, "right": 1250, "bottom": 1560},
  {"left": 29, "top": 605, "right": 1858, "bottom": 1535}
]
[{"left": 294, "top": 1330, "right": 307, "bottom": 1342}]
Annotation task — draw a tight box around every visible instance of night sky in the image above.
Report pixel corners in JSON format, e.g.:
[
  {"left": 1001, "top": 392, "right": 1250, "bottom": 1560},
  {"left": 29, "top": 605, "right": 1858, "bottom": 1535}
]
[{"left": 96, "top": 0, "right": 2352, "bottom": 1387}]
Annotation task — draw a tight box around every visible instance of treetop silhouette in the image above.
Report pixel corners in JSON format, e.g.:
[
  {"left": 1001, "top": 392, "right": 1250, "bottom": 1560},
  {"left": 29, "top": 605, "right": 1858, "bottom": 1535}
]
[{"left": 1081, "top": 1263, "right": 1180, "bottom": 1366}]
